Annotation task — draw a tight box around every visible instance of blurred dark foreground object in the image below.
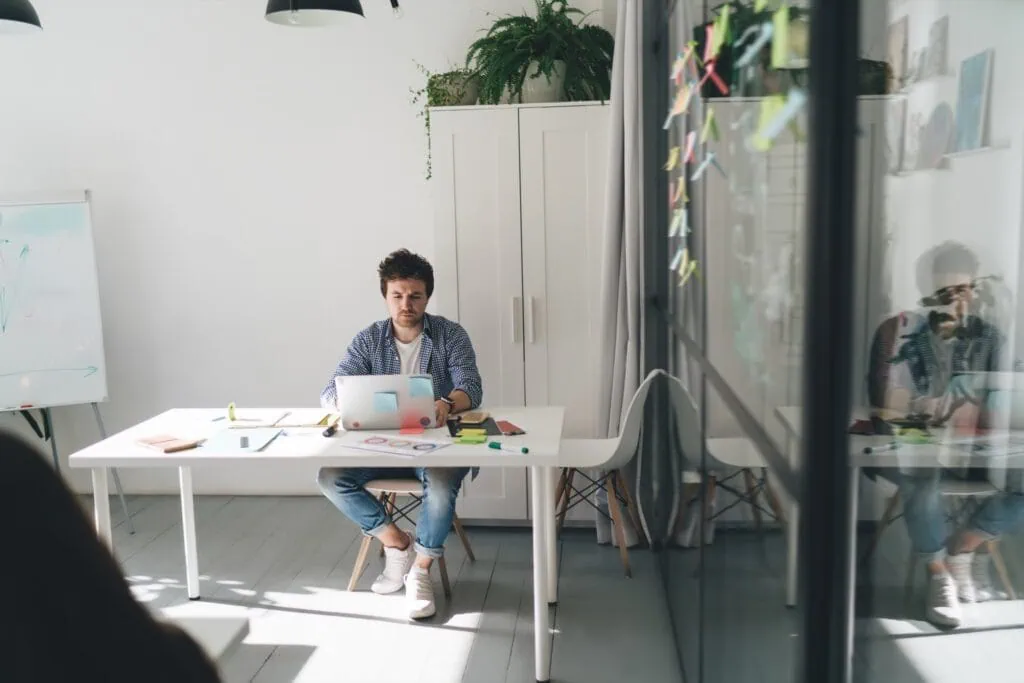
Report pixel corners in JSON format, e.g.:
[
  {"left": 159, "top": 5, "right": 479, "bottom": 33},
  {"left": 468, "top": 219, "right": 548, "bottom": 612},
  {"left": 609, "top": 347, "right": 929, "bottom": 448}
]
[{"left": 0, "top": 430, "right": 221, "bottom": 683}]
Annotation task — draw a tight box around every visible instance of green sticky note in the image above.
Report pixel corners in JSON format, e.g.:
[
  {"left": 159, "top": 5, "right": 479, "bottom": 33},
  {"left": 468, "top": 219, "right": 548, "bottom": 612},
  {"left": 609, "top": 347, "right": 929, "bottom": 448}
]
[
  {"left": 408, "top": 375, "right": 433, "bottom": 399},
  {"left": 711, "top": 5, "right": 730, "bottom": 58},
  {"left": 771, "top": 4, "right": 790, "bottom": 69},
  {"left": 373, "top": 391, "right": 399, "bottom": 413},
  {"left": 455, "top": 434, "right": 487, "bottom": 445}
]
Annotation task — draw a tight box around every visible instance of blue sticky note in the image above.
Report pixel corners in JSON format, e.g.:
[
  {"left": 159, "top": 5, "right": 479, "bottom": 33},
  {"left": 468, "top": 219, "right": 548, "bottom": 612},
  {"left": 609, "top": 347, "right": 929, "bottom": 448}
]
[
  {"left": 373, "top": 391, "right": 399, "bottom": 413},
  {"left": 408, "top": 375, "right": 434, "bottom": 399}
]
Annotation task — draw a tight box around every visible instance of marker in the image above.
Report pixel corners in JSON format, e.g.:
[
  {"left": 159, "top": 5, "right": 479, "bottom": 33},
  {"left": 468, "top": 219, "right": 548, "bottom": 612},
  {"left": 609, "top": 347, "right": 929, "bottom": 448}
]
[
  {"left": 488, "top": 441, "right": 528, "bottom": 454},
  {"left": 323, "top": 423, "right": 339, "bottom": 438}
]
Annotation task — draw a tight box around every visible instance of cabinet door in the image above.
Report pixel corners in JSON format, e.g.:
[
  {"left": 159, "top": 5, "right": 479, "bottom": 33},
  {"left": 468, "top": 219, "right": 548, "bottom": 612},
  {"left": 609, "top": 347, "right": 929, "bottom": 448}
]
[
  {"left": 519, "top": 104, "right": 610, "bottom": 439},
  {"left": 431, "top": 107, "right": 528, "bottom": 521}
]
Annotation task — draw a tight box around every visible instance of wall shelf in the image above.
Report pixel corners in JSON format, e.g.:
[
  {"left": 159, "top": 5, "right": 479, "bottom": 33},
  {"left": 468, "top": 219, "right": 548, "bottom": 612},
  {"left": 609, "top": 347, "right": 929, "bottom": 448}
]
[{"left": 943, "top": 140, "right": 1012, "bottom": 160}]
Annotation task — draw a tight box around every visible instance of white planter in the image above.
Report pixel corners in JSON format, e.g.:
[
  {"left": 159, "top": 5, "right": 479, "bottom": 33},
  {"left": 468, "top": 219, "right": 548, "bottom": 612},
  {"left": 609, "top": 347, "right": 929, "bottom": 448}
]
[{"left": 501, "top": 60, "right": 566, "bottom": 104}]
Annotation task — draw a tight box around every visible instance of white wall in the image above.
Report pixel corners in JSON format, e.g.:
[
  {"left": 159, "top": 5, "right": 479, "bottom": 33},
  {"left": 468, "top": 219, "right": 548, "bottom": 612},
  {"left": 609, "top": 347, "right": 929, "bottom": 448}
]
[{"left": 0, "top": 0, "right": 611, "bottom": 494}]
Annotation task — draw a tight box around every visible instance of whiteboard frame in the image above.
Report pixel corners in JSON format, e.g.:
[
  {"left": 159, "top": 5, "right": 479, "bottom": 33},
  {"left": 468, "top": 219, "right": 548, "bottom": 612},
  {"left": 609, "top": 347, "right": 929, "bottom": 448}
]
[{"left": 0, "top": 189, "right": 110, "bottom": 410}]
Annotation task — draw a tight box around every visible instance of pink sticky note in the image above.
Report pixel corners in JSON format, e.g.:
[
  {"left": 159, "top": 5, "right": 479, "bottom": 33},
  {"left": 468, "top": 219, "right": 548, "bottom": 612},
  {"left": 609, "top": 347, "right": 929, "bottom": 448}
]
[{"left": 400, "top": 426, "right": 425, "bottom": 435}]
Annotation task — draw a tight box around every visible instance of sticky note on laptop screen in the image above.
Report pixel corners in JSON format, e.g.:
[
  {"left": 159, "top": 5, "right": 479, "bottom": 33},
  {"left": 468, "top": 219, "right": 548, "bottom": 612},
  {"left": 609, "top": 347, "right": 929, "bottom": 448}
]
[
  {"left": 373, "top": 391, "right": 399, "bottom": 413},
  {"left": 408, "top": 375, "right": 434, "bottom": 399}
]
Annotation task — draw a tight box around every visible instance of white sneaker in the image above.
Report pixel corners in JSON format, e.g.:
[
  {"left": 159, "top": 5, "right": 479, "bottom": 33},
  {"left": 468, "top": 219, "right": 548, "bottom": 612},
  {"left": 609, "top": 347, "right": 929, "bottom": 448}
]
[
  {"left": 371, "top": 535, "right": 413, "bottom": 595},
  {"left": 971, "top": 553, "right": 1006, "bottom": 602},
  {"left": 947, "top": 553, "right": 976, "bottom": 603},
  {"left": 925, "top": 571, "right": 962, "bottom": 627},
  {"left": 404, "top": 566, "right": 436, "bottom": 620}
]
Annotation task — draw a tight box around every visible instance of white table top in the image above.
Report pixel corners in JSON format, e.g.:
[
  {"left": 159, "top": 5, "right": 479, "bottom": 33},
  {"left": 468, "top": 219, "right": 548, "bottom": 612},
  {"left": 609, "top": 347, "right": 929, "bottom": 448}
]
[
  {"left": 68, "top": 406, "right": 565, "bottom": 469},
  {"left": 160, "top": 607, "right": 249, "bottom": 662},
  {"left": 775, "top": 405, "right": 1024, "bottom": 469}
]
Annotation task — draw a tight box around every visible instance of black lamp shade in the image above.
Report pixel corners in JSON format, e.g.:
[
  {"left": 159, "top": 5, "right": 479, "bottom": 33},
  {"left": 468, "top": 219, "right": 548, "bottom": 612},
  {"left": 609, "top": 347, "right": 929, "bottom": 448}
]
[
  {"left": 0, "top": 0, "right": 42, "bottom": 34},
  {"left": 265, "top": 0, "right": 364, "bottom": 26}
]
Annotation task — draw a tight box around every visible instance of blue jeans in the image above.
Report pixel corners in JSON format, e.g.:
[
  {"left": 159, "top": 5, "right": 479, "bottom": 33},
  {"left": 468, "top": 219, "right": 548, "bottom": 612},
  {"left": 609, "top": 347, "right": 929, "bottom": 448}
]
[
  {"left": 316, "top": 467, "right": 470, "bottom": 559},
  {"left": 896, "top": 471, "right": 1024, "bottom": 561}
]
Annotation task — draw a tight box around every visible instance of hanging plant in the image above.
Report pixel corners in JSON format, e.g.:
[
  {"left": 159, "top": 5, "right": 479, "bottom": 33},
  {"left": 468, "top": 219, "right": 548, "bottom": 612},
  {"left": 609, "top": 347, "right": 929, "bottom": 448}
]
[
  {"left": 466, "top": 0, "right": 614, "bottom": 105},
  {"left": 410, "top": 62, "right": 478, "bottom": 180}
]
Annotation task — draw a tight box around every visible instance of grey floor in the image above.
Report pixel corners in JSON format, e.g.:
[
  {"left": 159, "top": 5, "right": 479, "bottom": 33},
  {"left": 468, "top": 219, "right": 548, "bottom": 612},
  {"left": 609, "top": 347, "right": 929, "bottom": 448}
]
[
  {"left": 666, "top": 522, "right": 1024, "bottom": 683},
  {"left": 90, "top": 494, "right": 682, "bottom": 683}
]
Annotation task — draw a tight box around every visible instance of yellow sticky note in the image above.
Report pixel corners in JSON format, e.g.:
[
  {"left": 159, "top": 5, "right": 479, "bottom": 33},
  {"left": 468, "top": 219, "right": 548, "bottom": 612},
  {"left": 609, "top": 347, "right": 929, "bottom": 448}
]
[
  {"left": 771, "top": 4, "right": 790, "bottom": 69},
  {"left": 671, "top": 85, "right": 692, "bottom": 116},
  {"left": 711, "top": 5, "right": 730, "bottom": 58},
  {"left": 701, "top": 108, "right": 720, "bottom": 143},
  {"left": 679, "top": 260, "right": 698, "bottom": 287},
  {"left": 753, "top": 95, "right": 785, "bottom": 151},
  {"left": 458, "top": 428, "right": 487, "bottom": 437},
  {"left": 755, "top": 0, "right": 768, "bottom": 11},
  {"left": 672, "top": 178, "right": 686, "bottom": 205},
  {"left": 665, "top": 146, "right": 680, "bottom": 171}
]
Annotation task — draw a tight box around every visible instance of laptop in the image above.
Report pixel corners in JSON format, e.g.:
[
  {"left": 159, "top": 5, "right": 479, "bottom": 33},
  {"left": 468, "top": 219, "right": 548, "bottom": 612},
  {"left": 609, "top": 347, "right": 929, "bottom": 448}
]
[{"left": 334, "top": 374, "right": 437, "bottom": 431}]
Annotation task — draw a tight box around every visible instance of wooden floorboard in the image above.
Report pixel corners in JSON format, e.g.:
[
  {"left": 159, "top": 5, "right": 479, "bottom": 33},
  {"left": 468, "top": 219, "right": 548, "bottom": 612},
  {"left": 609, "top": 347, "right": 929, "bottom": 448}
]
[{"left": 102, "top": 495, "right": 680, "bottom": 683}]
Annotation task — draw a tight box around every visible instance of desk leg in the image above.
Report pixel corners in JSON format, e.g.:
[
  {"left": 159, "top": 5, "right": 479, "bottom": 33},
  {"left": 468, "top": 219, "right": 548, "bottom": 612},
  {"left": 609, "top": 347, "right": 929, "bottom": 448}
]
[
  {"left": 845, "top": 466, "right": 860, "bottom": 683},
  {"left": 530, "top": 466, "right": 551, "bottom": 683},
  {"left": 92, "top": 467, "right": 112, "bottom": 546},
  {"left": 542, "top": 466, "right": 558, "bottom": 603},
  {"left": 179, "top": 466, "right": 201, "bottom": 600}
]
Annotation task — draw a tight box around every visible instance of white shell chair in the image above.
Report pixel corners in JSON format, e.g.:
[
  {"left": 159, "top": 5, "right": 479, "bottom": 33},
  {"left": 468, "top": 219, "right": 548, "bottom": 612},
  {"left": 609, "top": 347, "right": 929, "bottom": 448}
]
[{"left": 554, "top": 368, "right": 666, "bottom": 577}]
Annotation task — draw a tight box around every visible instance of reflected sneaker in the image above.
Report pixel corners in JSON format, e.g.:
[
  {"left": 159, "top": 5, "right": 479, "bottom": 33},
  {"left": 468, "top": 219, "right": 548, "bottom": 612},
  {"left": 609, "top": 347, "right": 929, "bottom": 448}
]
[
  {"left": 405, "top": 566, "right": 436, "bottom": 620},
  {"left": 947, "top": 552, "right": 976, "bottom": 603},
  {"left": 926, "top": 571, "right": 962, "bottom": 627},
  {"left": 371, "top": 535, "right": 413, "bottom": 595},
  {"left": 971, "top": 553, "right": 1006, "bottom": 602}
]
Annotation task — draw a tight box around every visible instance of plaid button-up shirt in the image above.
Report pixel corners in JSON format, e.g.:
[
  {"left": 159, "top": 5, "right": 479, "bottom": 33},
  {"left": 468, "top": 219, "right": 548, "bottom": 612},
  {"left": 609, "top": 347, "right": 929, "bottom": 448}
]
[{"left": 320, "top": 313, "right": 483, "bottom": 410}]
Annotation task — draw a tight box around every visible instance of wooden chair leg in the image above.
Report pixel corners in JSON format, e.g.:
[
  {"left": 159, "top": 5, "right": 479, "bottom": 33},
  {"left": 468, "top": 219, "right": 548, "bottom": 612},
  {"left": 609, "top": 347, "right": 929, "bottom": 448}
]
[
  {"left": 348, "top": 535, "right": 374, "bottom": 591},
  {"left": 987, "top": 540, "right": 1017, "bottom": 600},
  {"left": 743, "top": 469, "right": 763, "bottom": 531},
  {"left": 761, "top": 469, "right": 787, "bottom": 526},
  {"left": 860, "top": 492, "right": 901, "bottom": 566},
  {"left": 438, "top": 555, "right": 452, "bottom": 598},
  {"left": 605, "top": 475, "right": 632, "bottom": 578},
  {"left": 701, "top": 475, "right": 717, "bottom": 545},
  {"left": 379, "top": 492, "right": 397, "bottom": 558},
  {"left": 554, "top": 468, "right": 568, "bottom": 509},
  {"left": 557, "top": 469, "right": 577, "bottom": 534},
  {"left": 616, "top": 470, "right": 644, "bottom": 540},
  {"left": 452, "top": 513, "right": 475, "bottom": 562}
]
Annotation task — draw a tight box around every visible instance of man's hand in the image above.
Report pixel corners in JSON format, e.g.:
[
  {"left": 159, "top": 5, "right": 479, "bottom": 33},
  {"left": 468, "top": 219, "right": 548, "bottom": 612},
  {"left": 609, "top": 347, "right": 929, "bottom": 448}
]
[{"left": 435, "top": 399, "right": 451, "bottom": 427}]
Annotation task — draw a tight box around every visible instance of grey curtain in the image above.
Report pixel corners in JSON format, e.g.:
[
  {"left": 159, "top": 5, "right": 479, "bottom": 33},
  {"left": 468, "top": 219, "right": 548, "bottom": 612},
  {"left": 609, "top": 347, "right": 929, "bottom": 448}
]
[{"left": 593, "top": 0, "right": 646, "bottom": 546}]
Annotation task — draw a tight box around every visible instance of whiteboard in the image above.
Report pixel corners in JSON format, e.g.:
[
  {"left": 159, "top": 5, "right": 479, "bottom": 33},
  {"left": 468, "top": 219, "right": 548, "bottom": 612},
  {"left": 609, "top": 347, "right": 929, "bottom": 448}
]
[{"left": 0, "top": 192, "right": 108, "bottom": 410}]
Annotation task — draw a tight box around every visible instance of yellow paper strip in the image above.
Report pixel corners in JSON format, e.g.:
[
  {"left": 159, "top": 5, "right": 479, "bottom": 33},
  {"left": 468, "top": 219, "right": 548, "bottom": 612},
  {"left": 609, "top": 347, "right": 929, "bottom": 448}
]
[
  {"left": 701, "top": 108, "right": 720, "bottom": 143},
  {"left": 665, "top": 146, "right": 680, "bottom": 171},
  {"left": 771, "top": 4, "right": 790, "bottom": 69}
]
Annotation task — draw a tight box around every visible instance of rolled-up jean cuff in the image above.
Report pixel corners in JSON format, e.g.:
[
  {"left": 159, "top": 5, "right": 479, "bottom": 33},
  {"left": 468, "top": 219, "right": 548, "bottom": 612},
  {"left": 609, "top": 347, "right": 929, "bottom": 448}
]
[
  {"left": 965, "top": 526, "right": 999, "bottom": 542},
  {"left": 365, "top": 520, "right": 392, "bottom": 538},
  {"left": 917, "top": 548, "right": 946, "bottom": 564},
  {"left": 415, "top": 542, "right": 445, "bottom": 559}
]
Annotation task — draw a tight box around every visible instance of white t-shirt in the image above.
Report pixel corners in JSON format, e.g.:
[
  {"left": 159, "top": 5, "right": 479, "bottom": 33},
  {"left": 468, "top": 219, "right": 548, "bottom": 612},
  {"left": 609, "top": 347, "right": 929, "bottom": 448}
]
[{"left": 395, "top": 333, "right": 424, "bottom": 375}]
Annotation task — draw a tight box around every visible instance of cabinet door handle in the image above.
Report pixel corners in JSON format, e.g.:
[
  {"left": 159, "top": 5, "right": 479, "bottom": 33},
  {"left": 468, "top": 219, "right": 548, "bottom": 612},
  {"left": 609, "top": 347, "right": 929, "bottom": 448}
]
[
  {"left": 511, "top": 296, "right": 522, "bottom": 344},
  {"left": 526, "top": 296, "right": 536, "bottom": 344}
]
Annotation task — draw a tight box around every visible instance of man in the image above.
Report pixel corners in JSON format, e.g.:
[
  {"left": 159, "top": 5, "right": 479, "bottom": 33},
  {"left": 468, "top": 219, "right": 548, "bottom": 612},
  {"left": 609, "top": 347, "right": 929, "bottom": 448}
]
[
  {"left": 869, "top": 241, "right": 1024, "bottom": 627},
  {"left": 315, "top": 248, "right": 483, "bottom": 620}
]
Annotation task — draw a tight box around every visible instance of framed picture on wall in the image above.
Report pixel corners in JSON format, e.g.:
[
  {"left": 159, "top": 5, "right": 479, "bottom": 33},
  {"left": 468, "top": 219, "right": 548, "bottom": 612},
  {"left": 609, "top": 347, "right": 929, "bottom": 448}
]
[
  {"left": 887, "top": 17, "right": 909, "bottom": 91},
  {"left": 954, "top": 49, "right": 994, "bottom": 152},
  {"left": 924, "top": 16, "right": 949, "bottom": 79},
  {"left": 885, "top": 98, "right": 907, "bottom": 173}
]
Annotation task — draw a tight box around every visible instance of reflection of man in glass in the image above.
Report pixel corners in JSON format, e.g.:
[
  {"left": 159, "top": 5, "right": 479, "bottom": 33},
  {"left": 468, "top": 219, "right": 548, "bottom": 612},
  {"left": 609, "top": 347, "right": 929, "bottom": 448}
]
[{"left": 868, "top": 241, "right": 1024, "bottom": 627}]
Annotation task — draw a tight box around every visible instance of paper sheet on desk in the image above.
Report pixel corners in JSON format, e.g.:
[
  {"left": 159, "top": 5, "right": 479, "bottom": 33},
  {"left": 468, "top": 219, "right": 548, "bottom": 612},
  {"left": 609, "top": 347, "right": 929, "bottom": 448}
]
[
  {"left": 202, "top": 428, "right": 282, "bottom": 453},
  {"left": 347, "top": 434, "right": 450, "bottom": 457}
]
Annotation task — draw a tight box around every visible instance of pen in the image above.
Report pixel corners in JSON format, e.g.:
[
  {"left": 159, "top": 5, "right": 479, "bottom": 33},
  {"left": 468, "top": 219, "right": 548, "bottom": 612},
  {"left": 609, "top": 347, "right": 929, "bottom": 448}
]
[
  {"left": 323, "top": 424, "right": 339, "bottom": 438},
  {"left": 488, "top": 441, "right": 528, "bottom": 454}
]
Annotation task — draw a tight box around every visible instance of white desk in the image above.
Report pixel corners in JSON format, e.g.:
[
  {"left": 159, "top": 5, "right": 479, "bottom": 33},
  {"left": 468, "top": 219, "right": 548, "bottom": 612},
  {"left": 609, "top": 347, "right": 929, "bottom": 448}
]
[
  {"left": 69, "top": 406, "right": 565, "bottom": 683},
  {"left": 160, "top": 608, "right": 249, "bottom": 662}
]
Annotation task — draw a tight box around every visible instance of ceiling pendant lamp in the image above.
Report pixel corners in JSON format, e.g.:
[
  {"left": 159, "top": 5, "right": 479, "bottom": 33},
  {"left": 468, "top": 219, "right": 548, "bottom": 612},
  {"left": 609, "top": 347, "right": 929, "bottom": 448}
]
[
  {"left": 265, "top": 0, "right": 365, "bottom": 27},
  {"left": 0, "top": 0, "right": 42, "bottom": 34}
]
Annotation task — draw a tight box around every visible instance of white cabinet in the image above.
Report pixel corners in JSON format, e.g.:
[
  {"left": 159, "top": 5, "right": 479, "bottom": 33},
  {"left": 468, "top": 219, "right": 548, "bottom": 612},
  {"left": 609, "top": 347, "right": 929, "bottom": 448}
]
[{"left": 431, "top": 103, "right": 610, "bottom": 522}]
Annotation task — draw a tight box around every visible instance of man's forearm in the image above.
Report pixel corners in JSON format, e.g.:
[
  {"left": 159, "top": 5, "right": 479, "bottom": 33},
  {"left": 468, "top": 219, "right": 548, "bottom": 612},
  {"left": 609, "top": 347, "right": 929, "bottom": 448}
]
[{"left": 448, "top": 389, "right": 472, "bottom": 413}]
